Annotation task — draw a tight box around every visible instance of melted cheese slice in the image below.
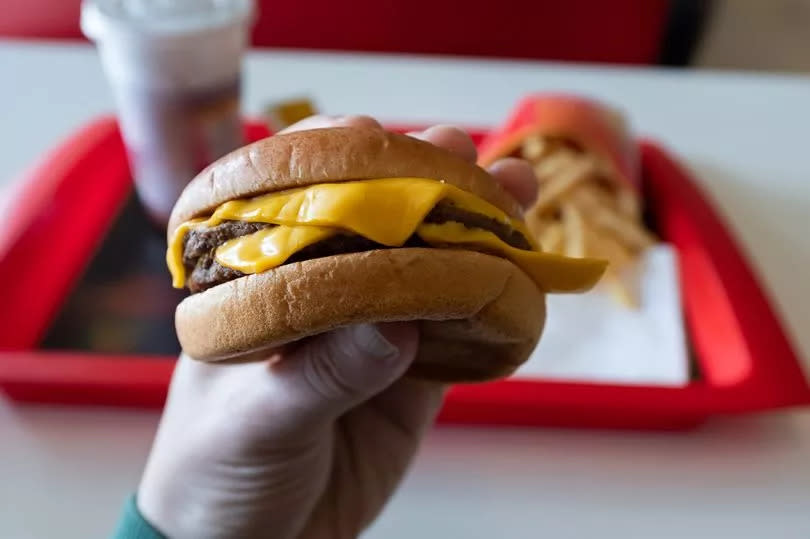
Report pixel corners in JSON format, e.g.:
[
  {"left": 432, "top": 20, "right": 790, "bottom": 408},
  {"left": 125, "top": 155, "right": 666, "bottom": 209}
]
[
  {"left": 212, "top": 221, "right": 605, "bottom": 293},
  {"left": 216, "top": 225, "right": 337, "bottom": 274},
  {"left": 168, "top": 178, "right": 532, "bottom": 287},
  {"left": 416, "top": 222, "right": 606, "bottom": 293},
  {"left": 167, "top": 178, "right": 606, "bottom": 292},
  {"left": 212, "top": 178, "right": 458, "bottom": 245}
]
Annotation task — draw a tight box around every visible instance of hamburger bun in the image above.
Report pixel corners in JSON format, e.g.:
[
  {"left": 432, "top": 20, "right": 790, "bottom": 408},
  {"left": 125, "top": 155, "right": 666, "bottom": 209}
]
[{"left": 171, "top": 127, "right": 545, "bottom": 382}]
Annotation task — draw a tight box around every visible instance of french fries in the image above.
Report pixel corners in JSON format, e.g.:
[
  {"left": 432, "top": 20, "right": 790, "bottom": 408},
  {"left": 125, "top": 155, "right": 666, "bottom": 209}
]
[
  {"left": 570, "top": 186, "right": 655, "bottom": 251},
  {"left": 520, "top": 134, "right": 655, "bottom": 307},
  {"left": 561, "top": 203, "right": 587, "bottom": 258},
  {"left": 533, "top": 156, "right": 596, "bottom": 214},
  {"left": 537, "top": 222, "right": 564, "bottom": 253},
  {"left": 532, "top": 147, "right": 578, "bottom": 183}
]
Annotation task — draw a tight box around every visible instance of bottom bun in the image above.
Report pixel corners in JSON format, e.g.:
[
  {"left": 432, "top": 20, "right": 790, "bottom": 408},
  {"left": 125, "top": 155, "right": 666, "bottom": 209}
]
[{"left": 175, "top": 248, "right": 546, "bottom": 382}]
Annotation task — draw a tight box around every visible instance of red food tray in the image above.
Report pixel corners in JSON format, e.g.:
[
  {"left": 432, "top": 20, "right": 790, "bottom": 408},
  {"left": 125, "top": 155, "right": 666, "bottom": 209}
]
[{"left": 1, "top": 116, "right": 808, "bottom": 430}]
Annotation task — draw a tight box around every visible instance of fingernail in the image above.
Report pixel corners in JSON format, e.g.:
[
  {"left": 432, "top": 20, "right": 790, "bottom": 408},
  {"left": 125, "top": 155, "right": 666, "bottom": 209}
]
[{"left": 351, "top": 324, "right": 399, "bottom": 360}]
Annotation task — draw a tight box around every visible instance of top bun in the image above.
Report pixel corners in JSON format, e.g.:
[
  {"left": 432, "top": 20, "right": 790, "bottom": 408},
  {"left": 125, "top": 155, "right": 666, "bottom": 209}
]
[{"left": 168, "top": 126, "right": 523, "bottom": 240}]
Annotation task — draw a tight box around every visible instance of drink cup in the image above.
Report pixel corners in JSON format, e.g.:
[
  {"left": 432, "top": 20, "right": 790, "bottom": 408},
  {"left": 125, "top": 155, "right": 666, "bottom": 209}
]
[{"left": 82, "top": 0, "right": 255, "bottom": 226}]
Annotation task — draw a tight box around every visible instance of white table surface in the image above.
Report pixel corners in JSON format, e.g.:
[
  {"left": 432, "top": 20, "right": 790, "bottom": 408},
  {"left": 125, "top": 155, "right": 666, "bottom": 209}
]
[{"left": 1, "top": 40, "right": 810, "bottom": 538}]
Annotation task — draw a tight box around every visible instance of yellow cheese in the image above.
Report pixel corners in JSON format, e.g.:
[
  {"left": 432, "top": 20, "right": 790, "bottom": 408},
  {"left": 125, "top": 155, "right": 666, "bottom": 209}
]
[
  {"left": 207, "top": 178, "right": 531, "bottom": 243},
  {"left": 210, "top": 220, "right": 605, "bottom": 292},
  {"left": 167, "top": 178, "right": 531, "bottom": 288},
  {"left": 216, "top": 225, "right": 337, "bottom": 274},
  {"left": 166, "top": 178, "right": 604, "bottom": 292},
  {"left": 167, "top": 218, "right": 206, "bottom": 288},
  {"left": 416, "top": 222, "right": 607, "bottom": 292},
  {"left": 209, "top": 178, "right": 449, "bottom": 245}
]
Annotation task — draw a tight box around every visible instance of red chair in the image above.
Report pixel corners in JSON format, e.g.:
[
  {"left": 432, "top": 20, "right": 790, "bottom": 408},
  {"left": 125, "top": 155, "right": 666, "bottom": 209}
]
[{"left": 0, "top": 0, "right": 708, "bottom": 65}]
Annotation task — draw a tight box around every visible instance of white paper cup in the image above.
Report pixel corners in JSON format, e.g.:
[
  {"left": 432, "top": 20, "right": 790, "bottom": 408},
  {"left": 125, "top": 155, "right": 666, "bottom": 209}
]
[{"left": 82, "top": 0, "right": 255, "bottom": 226}]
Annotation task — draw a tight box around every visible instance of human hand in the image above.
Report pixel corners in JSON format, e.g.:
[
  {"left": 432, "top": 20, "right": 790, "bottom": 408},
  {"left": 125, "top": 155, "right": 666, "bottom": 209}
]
[{"left": 137, "top": 115, "right": 537, "bottom": 539}]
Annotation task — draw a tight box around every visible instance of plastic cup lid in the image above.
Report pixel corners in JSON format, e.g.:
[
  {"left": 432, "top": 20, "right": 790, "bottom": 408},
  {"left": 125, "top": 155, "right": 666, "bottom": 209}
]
[{"left": 82, "top": 0, "right": 254, "bottom": 41}]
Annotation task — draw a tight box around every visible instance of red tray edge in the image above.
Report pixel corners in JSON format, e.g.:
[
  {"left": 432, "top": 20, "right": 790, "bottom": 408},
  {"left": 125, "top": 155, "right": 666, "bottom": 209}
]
[{"left": 0, "top": 116, "right": 808, "bottom": 430}]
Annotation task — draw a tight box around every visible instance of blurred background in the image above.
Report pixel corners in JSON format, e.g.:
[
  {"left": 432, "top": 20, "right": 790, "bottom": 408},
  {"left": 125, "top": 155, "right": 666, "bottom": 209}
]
[
  {"left": 3, "top": 1, "right": 810, "bottom": 538},
  {"left": 0, "top": 0, "right": 808, "bottom": 383},
  {"left": 1, "top": 0, "right": 809, "bottom": 72}
]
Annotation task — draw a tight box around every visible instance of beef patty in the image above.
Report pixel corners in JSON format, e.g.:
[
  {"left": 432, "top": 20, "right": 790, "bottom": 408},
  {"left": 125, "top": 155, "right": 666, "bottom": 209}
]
[{"left": 182, "top": 201, "right": 532, "bottom": 293}]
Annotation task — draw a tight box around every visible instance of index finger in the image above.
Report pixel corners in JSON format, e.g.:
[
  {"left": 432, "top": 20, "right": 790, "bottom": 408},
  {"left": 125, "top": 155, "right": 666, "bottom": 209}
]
[
  {"left": 407, "top": 125, "right": 478, "bottom": 164},
  {"left": 487, "top": 157, "right": 538, "bottom": 210},
  {"left": 410, "top": 126, "right": 536, "bottom": 209}
]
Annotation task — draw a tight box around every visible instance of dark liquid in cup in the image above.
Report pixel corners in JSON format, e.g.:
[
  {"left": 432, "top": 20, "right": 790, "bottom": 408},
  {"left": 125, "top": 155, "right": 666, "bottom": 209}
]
[{"left": 116, "top": 76, "right": 244, "bottom": 227}]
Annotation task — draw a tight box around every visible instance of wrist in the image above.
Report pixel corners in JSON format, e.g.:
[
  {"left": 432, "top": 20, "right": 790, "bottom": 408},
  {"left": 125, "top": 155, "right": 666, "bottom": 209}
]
[{"left": 112, "top": 495, "right": 166, "bottom": 539}]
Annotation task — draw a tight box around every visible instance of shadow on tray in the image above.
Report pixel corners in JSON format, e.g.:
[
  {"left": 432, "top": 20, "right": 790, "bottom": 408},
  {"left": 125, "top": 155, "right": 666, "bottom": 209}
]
[{"left": 41, "top": 194, "right": 185, "bottom": 356}]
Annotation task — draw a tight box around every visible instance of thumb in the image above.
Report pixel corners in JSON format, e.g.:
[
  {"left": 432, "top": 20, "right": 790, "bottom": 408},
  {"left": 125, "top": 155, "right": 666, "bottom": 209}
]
[{"left": 269, "top": 322, "right": 419, "bottom": 424}]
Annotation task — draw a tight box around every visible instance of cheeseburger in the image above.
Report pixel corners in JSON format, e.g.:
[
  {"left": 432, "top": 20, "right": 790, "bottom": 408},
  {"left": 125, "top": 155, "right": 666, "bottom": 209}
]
[{"left": 167, "top": 127, "right": 606, "bottom": 381}]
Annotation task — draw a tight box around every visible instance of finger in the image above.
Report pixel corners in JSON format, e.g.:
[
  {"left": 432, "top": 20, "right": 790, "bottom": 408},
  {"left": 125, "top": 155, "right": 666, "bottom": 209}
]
[
  {"left": 278, "top": 114, "right": 382, "bottom": 134},
  {"left": 365, "top": 378, "right": 445, "bottom": 441},
  {"left": 299, "top": 378, "right": 445, "bottom": 539},
  {"left": 408, "top": 125, "right": 478, "bottom": 163},
  {"left": 263, "top": 322, "right": 420, "bottom": 429},
  {"left": 487, "top": 157, "right": 538, "bottom": 209}
]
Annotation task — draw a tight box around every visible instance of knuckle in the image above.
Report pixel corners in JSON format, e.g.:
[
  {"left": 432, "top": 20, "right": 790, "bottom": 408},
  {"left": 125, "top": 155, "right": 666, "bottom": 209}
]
[{"left": 301, "top": 342, "right": 361, "bottom": 401}]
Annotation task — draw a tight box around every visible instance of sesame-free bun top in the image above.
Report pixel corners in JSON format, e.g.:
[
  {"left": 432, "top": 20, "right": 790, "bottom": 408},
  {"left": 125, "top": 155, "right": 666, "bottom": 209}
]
[{"left": 168, "top": 126, "right": 523, "bottom": 239}]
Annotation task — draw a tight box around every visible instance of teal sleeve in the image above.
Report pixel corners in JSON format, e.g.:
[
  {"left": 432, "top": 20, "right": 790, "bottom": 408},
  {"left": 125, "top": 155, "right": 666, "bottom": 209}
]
[{"left": 112, "top": 496, "right": 166, "bottom": 539}]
